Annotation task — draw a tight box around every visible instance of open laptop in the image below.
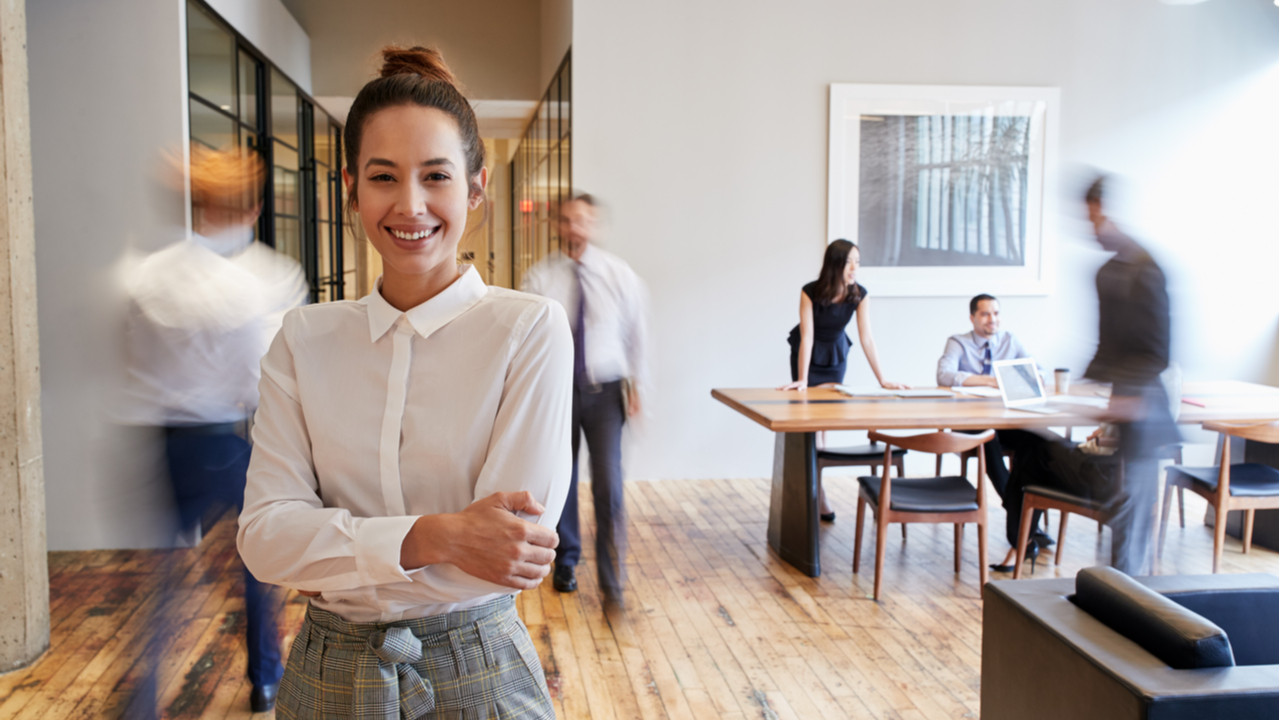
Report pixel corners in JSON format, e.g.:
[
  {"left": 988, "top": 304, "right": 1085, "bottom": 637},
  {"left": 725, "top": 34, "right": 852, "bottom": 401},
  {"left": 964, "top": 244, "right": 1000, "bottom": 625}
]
[{"left": 993, "top": 358, "right": 1108, "bottom": 414}]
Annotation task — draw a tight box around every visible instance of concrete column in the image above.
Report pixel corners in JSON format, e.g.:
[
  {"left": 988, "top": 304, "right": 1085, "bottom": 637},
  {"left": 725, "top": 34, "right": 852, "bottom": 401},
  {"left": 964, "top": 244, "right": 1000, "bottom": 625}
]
[{"left": 0, "top": 0, "right": 48, "bottom": 672}]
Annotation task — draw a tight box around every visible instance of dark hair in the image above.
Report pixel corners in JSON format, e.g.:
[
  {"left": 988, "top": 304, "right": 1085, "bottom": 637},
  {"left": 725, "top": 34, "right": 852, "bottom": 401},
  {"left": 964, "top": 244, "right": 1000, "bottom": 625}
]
[
  {"left": 1085, "top": 175, "right": 1107, "bottom": 205},
  {"left": 558, "top": 191, "right": 600, "bottom": 218},
  {"left": 565, "top": 192, "right": 596, "bottom": 209},
  {"left": 969, "top": 293, "right": 997, "bottom": 315},
  {"left": 343, "top": 46, "right": 486, "bottom": 211},
  {"left": 813, "top": 239, "right": 862, "bottom": 305}
]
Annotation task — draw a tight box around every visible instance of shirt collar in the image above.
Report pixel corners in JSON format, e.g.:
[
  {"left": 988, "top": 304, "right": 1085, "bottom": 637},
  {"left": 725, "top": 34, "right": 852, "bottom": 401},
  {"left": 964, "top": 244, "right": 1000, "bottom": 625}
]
[
  {"left": 572, "top": 243, "right": 601, "bottom": 272},
  {"left": 971, "top": 330, "right": 1002, "bottom": 347},
  {"left": 361, "top": 265, "right": 486, "bottom": 342},
  {"left": 191, "top": 227, "right": 254, "bottom": 257}
]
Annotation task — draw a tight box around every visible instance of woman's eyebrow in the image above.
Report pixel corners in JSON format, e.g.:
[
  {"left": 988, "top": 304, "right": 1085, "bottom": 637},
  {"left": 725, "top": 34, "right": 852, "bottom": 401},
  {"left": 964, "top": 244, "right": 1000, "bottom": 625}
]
[{"left": 363, "top": 157, "right": 456, "bottom": 170}]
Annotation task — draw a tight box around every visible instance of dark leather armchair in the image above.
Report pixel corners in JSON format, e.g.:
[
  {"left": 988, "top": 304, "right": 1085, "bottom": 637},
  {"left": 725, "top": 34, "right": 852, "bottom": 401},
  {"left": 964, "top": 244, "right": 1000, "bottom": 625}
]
[{"left": 982, "top": 568, "right": 1278, "bottom": 720}]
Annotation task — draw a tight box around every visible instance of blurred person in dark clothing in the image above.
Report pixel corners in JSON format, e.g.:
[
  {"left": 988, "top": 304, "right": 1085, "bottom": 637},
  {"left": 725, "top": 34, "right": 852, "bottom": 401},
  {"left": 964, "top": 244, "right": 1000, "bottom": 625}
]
[{"left": 1081, "top": 175, "right": 1178, "bottom": 575}]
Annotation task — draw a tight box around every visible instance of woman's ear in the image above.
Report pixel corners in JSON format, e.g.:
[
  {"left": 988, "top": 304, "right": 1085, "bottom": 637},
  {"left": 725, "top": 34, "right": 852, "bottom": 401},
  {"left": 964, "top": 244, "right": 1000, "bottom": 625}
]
[
  {"left": 342, "top": 167, "right": 357, "bottom": 211},
  {"left": 468, "top": 167, "right": 489, "bottom": 210}
]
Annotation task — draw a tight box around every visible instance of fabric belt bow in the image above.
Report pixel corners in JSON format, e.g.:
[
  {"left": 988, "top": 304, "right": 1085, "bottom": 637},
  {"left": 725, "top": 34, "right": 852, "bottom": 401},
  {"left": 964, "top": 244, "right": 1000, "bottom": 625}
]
[{"left": 353, "top": 626, "right": 434, "bottom": 719}]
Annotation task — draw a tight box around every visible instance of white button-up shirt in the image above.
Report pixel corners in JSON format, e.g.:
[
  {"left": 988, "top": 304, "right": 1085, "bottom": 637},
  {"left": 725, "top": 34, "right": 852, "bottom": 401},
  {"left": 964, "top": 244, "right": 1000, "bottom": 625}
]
[
  {"left": 521, "top": 244, "right": 649, "bottom": 393},
  {"left": 238, "top": 266, "right": 573, "bottom": 622}
]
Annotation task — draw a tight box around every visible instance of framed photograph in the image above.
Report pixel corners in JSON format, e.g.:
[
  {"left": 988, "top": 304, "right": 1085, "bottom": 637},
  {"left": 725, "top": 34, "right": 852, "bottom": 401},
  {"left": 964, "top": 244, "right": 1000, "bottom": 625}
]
[{"left": 827, "top": 84, "right": 1060, "bottom": 296}]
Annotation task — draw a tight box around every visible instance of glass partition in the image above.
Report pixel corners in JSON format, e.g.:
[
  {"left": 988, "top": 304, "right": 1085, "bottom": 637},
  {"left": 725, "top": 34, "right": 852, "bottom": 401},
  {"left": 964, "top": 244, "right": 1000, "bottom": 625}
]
[
  {"left": 186, "top": 0, "right": 344, "bottom": 303},
  {"left": 511, "top": 52, "right": 571, "bottom": 288}
]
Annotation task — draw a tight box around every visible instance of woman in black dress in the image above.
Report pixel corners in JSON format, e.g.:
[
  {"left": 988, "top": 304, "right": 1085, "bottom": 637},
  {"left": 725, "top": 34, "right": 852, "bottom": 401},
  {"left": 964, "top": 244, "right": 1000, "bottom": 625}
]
[{"left": 780, "top": 239, "right": 904, "bottom": 519}]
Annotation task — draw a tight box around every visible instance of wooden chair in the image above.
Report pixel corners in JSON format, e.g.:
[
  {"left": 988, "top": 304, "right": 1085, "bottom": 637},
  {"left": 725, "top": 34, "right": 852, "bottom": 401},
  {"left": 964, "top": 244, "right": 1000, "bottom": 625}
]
[
  {"left": 819, "top": 441, "right": 907, "bottom": 531},
  {"left": 1012, "top": 484, "right": 1111, "bottom": 579},
  {"left": 853, "top": 429, "right": 994, "bottom": 601},
  {"left": 818, "top": 441, "right": 906, "bottom": 479},
  {"left": 1159, "top": 421, "right": 1279, "bottom": 572}
]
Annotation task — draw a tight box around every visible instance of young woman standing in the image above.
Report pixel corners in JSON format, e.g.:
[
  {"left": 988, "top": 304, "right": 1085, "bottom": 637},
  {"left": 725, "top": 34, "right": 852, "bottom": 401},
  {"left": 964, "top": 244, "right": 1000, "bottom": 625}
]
[
  {"left": 239, "top": 46, "right": 571, "bottom": 718},
  {"left": 780, "top": 239, "right": 904, "bottom": 520}
]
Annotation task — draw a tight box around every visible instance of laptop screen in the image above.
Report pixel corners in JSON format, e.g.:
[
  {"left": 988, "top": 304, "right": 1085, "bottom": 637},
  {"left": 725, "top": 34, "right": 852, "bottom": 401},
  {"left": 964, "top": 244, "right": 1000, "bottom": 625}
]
[{"left": 994, "top": 359, "right": 1045, "bottom": 404}]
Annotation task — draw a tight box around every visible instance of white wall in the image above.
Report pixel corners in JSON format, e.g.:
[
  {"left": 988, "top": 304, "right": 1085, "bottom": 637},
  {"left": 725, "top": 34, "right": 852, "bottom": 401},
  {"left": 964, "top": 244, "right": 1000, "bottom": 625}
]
[
  {"left": 28, "top": 0, "right": 313, "bottom": 550},
  {"left": 29, "top": 0, "right": 188, "bottom": 550},
  {"left": 573, "top": 0, "right": 1279, "bottom": 480}
]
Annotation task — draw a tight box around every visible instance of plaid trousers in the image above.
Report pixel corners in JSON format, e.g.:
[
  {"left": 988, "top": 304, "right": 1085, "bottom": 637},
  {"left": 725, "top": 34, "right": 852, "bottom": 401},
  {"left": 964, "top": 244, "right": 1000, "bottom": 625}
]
[{"left": 276, "top": 596, "right": 555, "bottom": 719}]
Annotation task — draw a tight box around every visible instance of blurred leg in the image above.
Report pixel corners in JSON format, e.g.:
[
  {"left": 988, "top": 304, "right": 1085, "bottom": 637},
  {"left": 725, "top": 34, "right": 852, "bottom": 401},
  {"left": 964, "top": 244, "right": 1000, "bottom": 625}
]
[
  {"left": 581, "top": 381, "right": 627, "bottom": 600},
  {"left": 555, "top": 389, "right": 585, "bottom": 570}
]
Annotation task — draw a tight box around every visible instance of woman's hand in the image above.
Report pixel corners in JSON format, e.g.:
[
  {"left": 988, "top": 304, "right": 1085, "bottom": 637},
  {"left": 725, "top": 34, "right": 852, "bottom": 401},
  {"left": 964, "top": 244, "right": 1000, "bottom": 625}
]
[
  {"left": 778, "top": 380, "right": 807, "bottom": 391},
  {"left": 401, "top": 492, "right": 559, "bottom": 590},
  {"left": 879, "top": 380, "right": 910, "bottom": 390}
]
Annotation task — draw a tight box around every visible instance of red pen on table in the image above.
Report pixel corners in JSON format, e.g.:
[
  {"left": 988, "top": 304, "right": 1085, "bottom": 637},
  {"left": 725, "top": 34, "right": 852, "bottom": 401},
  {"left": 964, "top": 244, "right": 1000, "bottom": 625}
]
[{"left": 1181, "top": 397, "right": 1206, "bottom": 408}]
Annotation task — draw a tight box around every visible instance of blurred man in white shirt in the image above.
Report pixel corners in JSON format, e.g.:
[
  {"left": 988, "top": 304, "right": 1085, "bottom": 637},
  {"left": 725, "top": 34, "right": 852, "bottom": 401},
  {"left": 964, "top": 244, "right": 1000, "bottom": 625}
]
[{"left": 522, "top": 193, "right": 648, "bottom": 611}]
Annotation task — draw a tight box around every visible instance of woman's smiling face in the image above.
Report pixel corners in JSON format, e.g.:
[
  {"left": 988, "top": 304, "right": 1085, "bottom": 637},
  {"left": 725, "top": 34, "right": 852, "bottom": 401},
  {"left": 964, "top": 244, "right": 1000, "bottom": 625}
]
[{"left": 345, "top": 104, "right": 485, "bottom": 304}]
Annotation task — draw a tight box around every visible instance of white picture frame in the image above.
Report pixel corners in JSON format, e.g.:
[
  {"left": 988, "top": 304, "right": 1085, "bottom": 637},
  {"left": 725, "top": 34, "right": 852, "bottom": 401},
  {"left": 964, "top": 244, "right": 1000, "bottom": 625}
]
[{"left": 827, "top": 84, "right": 1060, "bottom": 297}]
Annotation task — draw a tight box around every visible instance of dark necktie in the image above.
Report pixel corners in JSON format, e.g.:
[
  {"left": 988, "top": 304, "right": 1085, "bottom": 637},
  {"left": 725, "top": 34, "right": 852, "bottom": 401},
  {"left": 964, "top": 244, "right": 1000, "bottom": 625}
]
[
  {"left": 573, "top": 265, "right": 587, "bottom": 384},
  {"left": 981, "top": 343, "right": 993, "bottom": 375}
]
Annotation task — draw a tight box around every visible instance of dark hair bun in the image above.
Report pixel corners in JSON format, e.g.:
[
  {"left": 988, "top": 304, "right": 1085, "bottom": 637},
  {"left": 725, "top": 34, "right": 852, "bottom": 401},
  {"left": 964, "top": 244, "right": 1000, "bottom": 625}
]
[{"left": 379, "top": 45, "right": 456, "bottom": 86}]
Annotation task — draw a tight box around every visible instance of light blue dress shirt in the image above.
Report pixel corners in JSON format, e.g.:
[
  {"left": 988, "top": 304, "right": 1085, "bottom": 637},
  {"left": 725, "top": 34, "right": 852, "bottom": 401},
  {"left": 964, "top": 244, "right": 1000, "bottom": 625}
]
[{"left": 936, "top": 330, "right": 1032, "bottom": 386}]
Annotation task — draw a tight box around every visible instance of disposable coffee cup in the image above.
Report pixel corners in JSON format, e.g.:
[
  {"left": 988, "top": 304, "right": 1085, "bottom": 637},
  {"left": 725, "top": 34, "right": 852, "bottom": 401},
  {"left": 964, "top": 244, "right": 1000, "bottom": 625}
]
[{"left": 1054, "top": 368, "right": 1070, "bottom": 395}]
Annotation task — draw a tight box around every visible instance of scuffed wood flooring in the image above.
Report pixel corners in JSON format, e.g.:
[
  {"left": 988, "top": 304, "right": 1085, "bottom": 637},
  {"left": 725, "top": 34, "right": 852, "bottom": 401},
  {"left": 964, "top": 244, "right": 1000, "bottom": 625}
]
[{"left": 2, "top": 473, "right": 1275, "bottom": 719}]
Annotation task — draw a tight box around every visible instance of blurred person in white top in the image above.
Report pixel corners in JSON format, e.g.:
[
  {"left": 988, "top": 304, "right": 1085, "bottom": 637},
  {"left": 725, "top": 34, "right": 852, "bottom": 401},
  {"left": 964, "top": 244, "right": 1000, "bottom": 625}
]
[
  {"left": 122, "top": 145, "right": 306, "bottom": 427},
  {"left": 120, "top": 145, "right": 304, "bottom": 714}
]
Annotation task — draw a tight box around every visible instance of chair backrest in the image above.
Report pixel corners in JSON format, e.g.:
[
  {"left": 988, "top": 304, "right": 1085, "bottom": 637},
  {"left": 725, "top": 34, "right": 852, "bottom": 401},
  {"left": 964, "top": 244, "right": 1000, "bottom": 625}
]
[
  {"left": 1204, "top": 421, "right": 1279, "bottom": 446},
  {"left": 867, "top": 429, "right": 994, "bottom": 455}
]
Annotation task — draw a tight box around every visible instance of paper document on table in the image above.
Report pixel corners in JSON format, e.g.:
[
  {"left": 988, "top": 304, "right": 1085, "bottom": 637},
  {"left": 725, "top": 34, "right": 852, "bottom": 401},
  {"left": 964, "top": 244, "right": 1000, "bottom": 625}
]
[
  {"left": 894, "top": 389, "right": 954, "bottom": 398},
  {"left": 834, "top": 385, "right": 895, "bottom": 397},
  {"left": 1047, "top": 396, "right": 1110, "bottom": 409},
  {"left": 954, "top": 386, "right": 1002, "bottom": 398}
]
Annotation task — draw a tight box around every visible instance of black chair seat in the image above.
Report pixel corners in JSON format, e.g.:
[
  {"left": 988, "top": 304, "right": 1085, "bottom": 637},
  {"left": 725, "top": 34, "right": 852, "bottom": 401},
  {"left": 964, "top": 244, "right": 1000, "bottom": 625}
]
[
  {"left": 1167, "top": 463, "right": 1279, "bottom": 498},
  {"left": 1024, "top": 485, "right": 1107, "bottom": 513},
  {"left": 817, "top": 444, "right": 906, "bottom": 461},
  {"left": 857, "top": 475, "right": 979, "bottom": 513}
]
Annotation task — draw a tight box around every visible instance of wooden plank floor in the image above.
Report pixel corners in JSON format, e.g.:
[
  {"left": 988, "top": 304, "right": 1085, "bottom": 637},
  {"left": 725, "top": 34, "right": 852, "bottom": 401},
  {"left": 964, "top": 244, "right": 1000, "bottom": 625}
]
[{"left": 2, "top": 474, "right": 1275, "bottom": 719}]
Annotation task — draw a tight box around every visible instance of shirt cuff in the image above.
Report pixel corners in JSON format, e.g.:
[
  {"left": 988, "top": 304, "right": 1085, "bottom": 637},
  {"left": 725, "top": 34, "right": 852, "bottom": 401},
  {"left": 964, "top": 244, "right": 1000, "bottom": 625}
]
[{"left": 354, "top": 515, "right": 421, "bottom": 585}]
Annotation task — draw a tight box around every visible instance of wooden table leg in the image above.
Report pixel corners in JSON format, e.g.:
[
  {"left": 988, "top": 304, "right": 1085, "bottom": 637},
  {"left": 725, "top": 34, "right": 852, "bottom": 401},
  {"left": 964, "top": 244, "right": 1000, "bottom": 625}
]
[{"left": 769, "top": 431, "right": 820, "bottom": 577}]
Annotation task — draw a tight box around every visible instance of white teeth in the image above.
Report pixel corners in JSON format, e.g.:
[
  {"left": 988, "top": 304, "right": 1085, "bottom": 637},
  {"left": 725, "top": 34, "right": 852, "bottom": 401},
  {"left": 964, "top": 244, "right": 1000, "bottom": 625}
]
[{"left": 389, "top": 228, "right": 433, "bottom": 240}]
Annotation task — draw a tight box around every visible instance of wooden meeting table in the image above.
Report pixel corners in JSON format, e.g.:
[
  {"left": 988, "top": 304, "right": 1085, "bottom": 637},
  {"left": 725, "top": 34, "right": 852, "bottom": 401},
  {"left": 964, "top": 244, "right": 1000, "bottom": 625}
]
[{"left": 711, "top": 381, "right": 1279, "bottom": 577}]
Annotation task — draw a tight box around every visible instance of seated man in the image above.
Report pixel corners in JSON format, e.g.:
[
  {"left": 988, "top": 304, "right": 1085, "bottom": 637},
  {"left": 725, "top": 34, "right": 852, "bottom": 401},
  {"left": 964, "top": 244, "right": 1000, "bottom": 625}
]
[
  {"left": 992, "top": 426, "right": 1122, "bottom": 571},
  {"left": 936, "top": 294, "right": 1052, "bottom": 552}
]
